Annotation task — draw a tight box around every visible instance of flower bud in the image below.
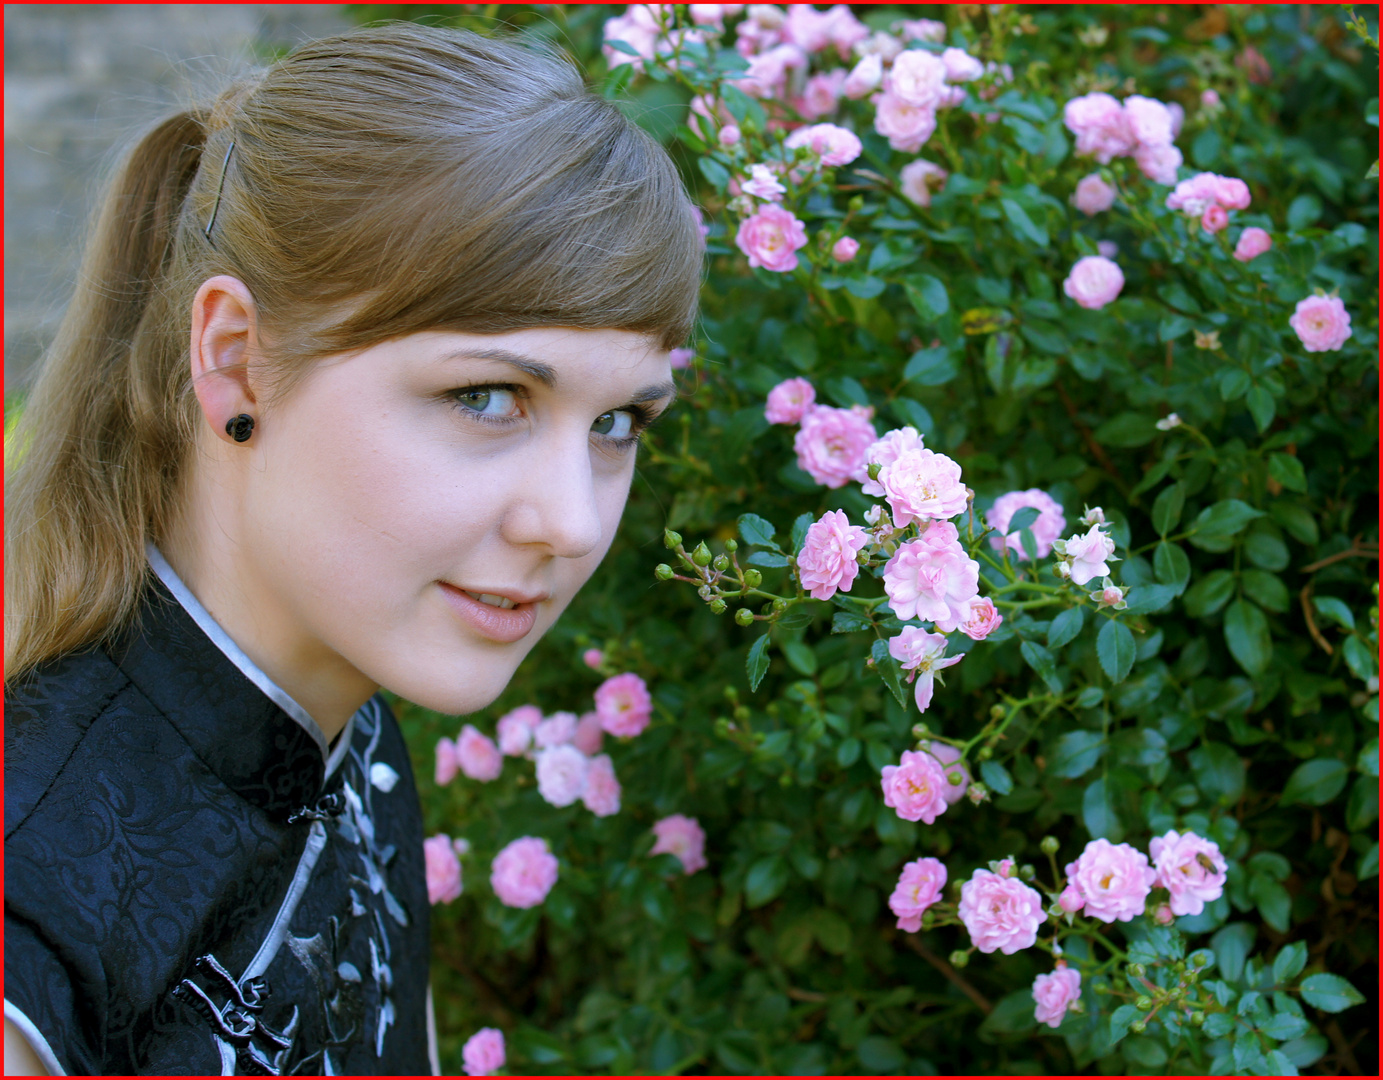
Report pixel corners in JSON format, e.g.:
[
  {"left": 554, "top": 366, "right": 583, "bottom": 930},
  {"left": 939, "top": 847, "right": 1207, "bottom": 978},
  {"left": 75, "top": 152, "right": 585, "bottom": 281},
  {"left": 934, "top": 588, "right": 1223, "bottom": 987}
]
[
  {"left": 724, "top": 539, "right": 738, "bottom": 553},
  {"left": 867, "top": 462, "right": 882, "bottom": 481},
  {"left": 1153, "top": 903, "right": 1174, "bottom": 926},
  {"left": 1191, "top": 952, "right": 1209, "bottom": 969},
  {"left": 744, "top": 569, "right": 763, "bottom": 588},
  {"left": 1019, "top": 864, "right": 1036, "bottom": 881},
  {"left": 977, "top": 745, "right": 993, "bottom": 760},
  {"left": 989, "top": 705, "right": 1005, "bottom": 721},
  {"left": 709, "top": 598, "right": 727, "bottom": 614},
  {"left": 1190, "top": 1011, "right": 1205, "bottom": 1027},
  {"left": 948, "top": 950, "right": 969, "bottom": 969},
  {"left": 733, "top": 705, "right": 750, "bottom": 721},
  {"left": 947, "top": 770, "right": 964, "bottom": 786},
  {"left": 714, "top": 717, "right": 730, "bottom": 736},
  {"left": 965, "top": 782, "right": 988, "bottom": 805},
  {"left": 911, "top": 723, "right": 930, "bottom": 738},
  {"left": 920, "top": 909, "right": 935, "bottom": 930},
  {"left": 1040, "top": 836, "right": 1060, "bottom": 855},
  {"left": 713, "top": 554, "right": 731, "bottom": 572},
  {"left": 1135, "top": 996, "right": 1153, "bottom": 1012},
  {"left": 1130, "top": 1019, "right": 1146, "bottom": 1034},
  {"left": 1129, "top": 963, "right": 1146, "bottom": 979},
  {"left": 1093, "top": 982, "right": 1109, "bottom": 995},
  {"left": 1058, "top": 886, "right": 1084, "bottom": 913},
  {"left": 655, "top": 563, "right": 674, "bottom": 581},
  {"left": 664, "top": 529, "right": 683, "bottom": 549},
  {"left": 772, "top": 599, "right": 788, "bottom": 613},
  {"left": 735, "top": 608, "right": 755, "bottom": 627},
  {"left": 692, "top": 542, "right": 713, "bottom": 567}
]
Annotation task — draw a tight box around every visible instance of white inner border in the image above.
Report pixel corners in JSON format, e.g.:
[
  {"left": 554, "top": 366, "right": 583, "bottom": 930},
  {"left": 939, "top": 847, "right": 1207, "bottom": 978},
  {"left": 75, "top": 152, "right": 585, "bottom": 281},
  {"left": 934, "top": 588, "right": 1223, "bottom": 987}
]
[{"left": 5, "top": 998, "right": 66, "bottom": 1076}]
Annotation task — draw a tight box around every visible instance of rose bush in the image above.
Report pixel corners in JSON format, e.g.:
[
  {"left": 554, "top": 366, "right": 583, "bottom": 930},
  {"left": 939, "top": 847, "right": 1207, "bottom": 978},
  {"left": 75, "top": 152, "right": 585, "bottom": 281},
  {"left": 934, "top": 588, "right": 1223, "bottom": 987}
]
[{"left": 363, "top": 4, "right": 1377, "bottom": 1074}]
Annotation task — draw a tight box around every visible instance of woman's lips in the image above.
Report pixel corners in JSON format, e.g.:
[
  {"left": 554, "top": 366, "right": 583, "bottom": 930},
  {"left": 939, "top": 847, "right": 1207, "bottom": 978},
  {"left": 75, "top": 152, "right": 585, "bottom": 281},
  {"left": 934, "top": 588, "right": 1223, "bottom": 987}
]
[{"left": 438, "top": 582, "right": 539, "bottom": 643}]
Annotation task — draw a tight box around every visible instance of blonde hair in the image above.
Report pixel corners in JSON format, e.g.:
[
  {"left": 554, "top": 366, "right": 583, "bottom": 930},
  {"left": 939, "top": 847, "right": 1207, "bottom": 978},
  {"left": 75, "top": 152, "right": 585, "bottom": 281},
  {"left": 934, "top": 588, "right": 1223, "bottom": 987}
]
[{"left": 5, "top": 23, "right": 702, "bottom": 684}]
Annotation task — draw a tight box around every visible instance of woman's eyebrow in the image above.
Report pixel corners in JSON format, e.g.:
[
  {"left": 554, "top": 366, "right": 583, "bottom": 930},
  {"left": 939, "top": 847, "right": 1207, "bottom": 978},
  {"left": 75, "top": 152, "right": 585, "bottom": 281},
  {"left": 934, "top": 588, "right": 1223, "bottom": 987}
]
[
  {"left": 631, "top": 381, "right": 677, "bottom": 405},
  {"left": 439, "top": 348, "right": 558, "bottom": 387}
]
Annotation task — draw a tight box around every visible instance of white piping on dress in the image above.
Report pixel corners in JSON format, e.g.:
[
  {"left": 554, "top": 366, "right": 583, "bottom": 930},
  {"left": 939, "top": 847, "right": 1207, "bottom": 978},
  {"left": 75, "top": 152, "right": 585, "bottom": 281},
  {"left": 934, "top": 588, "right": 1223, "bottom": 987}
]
[
  {"left": 5, "top": 997, "right": 67, "bottom": 1076},
  {"left": 241, "top": 821, "right": 329, "bottom": 983}
]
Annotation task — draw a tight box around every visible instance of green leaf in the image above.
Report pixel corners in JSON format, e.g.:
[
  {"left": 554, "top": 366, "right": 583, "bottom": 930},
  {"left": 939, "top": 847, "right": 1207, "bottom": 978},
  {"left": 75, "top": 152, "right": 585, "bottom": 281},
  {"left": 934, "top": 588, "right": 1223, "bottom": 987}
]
[
  {"left": 738, "top": 513, "right": 778, "bottom": 549},
  {"left": 979, "top": 759, "right": 1013, "bottom": 796},
  {"left": 1121, "top": 584, "right": 1178, "bottom": 616},
  {"left": 1082, "top": 776, "right": 1122, "bottom": 841},
  {"left": 1107, "top": 1004, "right": 1140, "bottom": 1045},
  {"left": 1020, "top": 640, "right": 1062, "bottom": 693},
  {"left": 1299, "top": 973, "right": 1365, "bottom": 1013},
  {"left": 1000, "top": 197, "right": 1048, "bottom": 247},
  {"left": 1224, "top": 599, "right": 1272, "bottom": 675},
  {"left": 1250, "top": 876, "right": 1291, "bottom": 933},
  {"left": 1184, "top": 569, "right": 1236, "bottom": 617},
  {"left": 1211, "top": 922, "right": 1256, "bottom": 983},
  {"left": 1122, "top": 1036, "right": 1168, "bottom": 1068},
  {"left": 856, "top": 1036, "right": 905, "bottom": 1072},
  {"left": 1047, "top": 606, "right": 1085, "bottom": 649},
  {"left": 1272, "top": 942, "right": 1308, "bottom": 985},
  {"left": 903, "top": 345, "right": 960, "bottom": 386},
  {"left": 1151, "top": 482, "right": 1185, "bottom": 536},
  {"left": 1268, "top": 453, "right": 1307, "bottom": 493},
  {"left": 978, "top": 989, "right": 1038, "bottom": 1038},
  {"left": 1286, "top": 192, "right": 1322, "bottom": 230},
  {"left": 744, "top": 855, "right": 789, "bottom": 908},
  {"left": 1006, "top": 506, "right": 1042, "bottom": 533},
  {"left": 1241, "top": 570, "right": 1288, "bottom": 613},
  {"left": 1278, "top": 1034, "right": 1328, "bottom": 1068},
  {"left": 835, "top": 737, "right": 861, "bottom": 767},
  {"left": 903, "top": 273, "right": 950, "bottom": 322},
  {"left": 790, "top": 512, "right": 814, "bottom": 554},
  {"left": 1052, "top": 730, "right": 1105, "bottom": 779},
  {"left": 1280, "top": 758, "right": 1348, "bottom": 806},
  {"left": 1153, "top": 542, "right": 1192, "bottom": 594},
  {"left": 1191, "top": 499, "right": 1265, "bottom": 541},
  {"left": 697, "top": 155, "right": 730, "bottom": 191},
  {"left": 1269, "top": 501, "right": 1318, "bottom": 545},
  {"left": 832, "top": 611, "right": 873, "bottom": 634},
  {"left": 746, "top": 634, "right": 771, "bottom": 692},
  {"left": 1189, "top": 741, "right": 1246, "bottom": 803},
  {"left": 1093, "top": 411, "right": 1158, "bottom": 448},
  {"left": 844, "top": 276, "right": 886, "bottom": 299},
  {"left": 1347, "top": 776, "right": 1378, "bottom": 831},
  {"left": 782, "top": 640, "right": 817, "bottom": 676},
  {"left": 1311, "top": 596, "right": 1354, "bottom": 630},
  {"left": 1219, "top": 368, "right": 1252, "bottom": 401},
  {"left": 747, "top": 551, "right": 791, "bottom": 568},
  {"left": 870, "top": 638, "right": 908, "bottom": 709},
  {"left": 1097, "top": 619, "right": 1136, "bottom": 683},
  {"left": 1246, "top": 386, "right": 1276, "bottom": 432},
  {"left": 1259, "top": 1011, "right": 1310, "bottom": 1042}
]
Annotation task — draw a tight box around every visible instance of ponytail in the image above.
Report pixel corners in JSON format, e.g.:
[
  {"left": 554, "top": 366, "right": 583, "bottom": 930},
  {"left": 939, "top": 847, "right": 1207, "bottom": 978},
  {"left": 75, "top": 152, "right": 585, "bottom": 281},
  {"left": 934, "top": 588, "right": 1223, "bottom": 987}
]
[{"left": 4, "top": 109, "right": 210, "bottom": 684}]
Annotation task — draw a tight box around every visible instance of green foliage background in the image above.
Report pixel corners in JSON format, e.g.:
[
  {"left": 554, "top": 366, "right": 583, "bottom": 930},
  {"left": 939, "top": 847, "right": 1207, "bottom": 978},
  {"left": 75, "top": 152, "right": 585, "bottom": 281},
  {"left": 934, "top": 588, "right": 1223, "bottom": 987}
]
[{"left": 354, "top": 5, "right": 1378, "bottom": 1075}]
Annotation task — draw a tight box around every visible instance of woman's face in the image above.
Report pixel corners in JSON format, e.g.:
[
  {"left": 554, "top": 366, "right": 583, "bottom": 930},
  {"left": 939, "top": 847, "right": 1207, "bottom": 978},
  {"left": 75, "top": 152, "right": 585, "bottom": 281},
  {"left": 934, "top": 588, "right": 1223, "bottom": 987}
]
[{"left": 234, "top": 326, "right": 674, "bottom": 718}]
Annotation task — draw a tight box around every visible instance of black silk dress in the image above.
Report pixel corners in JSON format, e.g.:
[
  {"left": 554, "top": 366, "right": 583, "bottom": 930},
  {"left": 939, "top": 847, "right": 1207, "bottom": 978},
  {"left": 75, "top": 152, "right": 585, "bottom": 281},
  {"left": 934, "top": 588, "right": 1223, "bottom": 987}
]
[{"left": 4, "top": 550, "right": 433, "bottom": 1075}]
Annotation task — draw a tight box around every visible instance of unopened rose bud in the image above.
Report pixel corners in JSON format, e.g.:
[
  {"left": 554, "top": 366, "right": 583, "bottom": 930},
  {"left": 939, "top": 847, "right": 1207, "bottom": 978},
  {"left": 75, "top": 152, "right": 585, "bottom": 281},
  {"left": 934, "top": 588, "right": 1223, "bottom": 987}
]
[
  {"left": 655, "top": 563, "right": 674, "bottom": 581},
  {"left": 692, "top": 542, "right": 712, "bottom": 567},
  {"left": 990, "top": 705, "right": 1005, "bottom": 721},
  {"left": 713, "top": 554, "right": 730, "bottom": 572},
  {"left": 1093, "top": 982, "right": 1109, "bottom": 995},
  {"left": 744, "top": 569, "right": 763, "bottom": 588},
  {"left": 733, "top": 705, "right": 749, "bottom": 721},
  {"left": 1020, "top": 864, "right": 1036, "bottom": 881},
  {"left": 966, "top": 782, "right": 988, "bottom": 805},
  {"left": 911, "top": 723, "right": 929, "bottom": 738},
  {"left": 948, "top": 950, "right": 969, "bottom": 969},
  {"left": 1135, "top": 996, "right": 1153, "bottom": 1012},
  {"left": 664, "top": 529, "right": 682, "bottom": 549},
  {"left": 1153, "top": 903, "right": 1174, "bottom": 926},
  {"left": 867, "top": 462, "right": 882, "bottom": 481},
  {"left": 735, "top": 608, "right": 755, "bottom": 626},
  {"left": 772, "top": 599, "right": 788, "bottom": 613},
  {"left": 920, "top": 909, "right": 935, "bottom": 930},
  {"left": 718, "top": 124, "right": 741, "bottom": 147},
  {"left": 714, "top": 717, "right": 730, "bottom": 735},
  {"left": 947, "top": 770, "right": 964, "bottom": 786},
  {"left": 1191, "top": 952, "right": 1209, "bottom": 969},
  {"left": 1130, "top": 1019, "right": 1146, "bottom": 1034},
  {"left": 1190, "top": 1011, "right": 1205, "bottom": 1027},
  {"left": 709, "top": 598, "right": 727, "bottom": 614},
  {"left": 1129, "top": 963, "right": 1147, "bottom": 979},
  {"left": 1058, "top": 886, "right": 1084, "bottom": 913},
  {"left": 724, "top": 539, "right": 738, "bottom": 553},
  {"left": 697, "top": 585, "right": 713, "bottom": 600},
  {"left": 977, "top": 745, "right": 993, "bottom": 760},
  {"left": 1040, "top": 836, "right": 1060, "bottom": 855}
]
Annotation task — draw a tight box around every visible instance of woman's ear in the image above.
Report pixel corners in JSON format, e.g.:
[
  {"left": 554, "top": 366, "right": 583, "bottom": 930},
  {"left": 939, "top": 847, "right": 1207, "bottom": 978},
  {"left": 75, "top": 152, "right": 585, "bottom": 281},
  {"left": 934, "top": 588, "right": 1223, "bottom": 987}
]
[{"left": 189, "top": 275, "right": 262, "bottom": 446}]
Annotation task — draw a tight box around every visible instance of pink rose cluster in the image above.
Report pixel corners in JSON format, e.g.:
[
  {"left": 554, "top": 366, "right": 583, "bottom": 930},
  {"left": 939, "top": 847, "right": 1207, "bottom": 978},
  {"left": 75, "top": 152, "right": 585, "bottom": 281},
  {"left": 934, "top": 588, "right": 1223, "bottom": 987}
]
[
  {"left": 461, "top": 1027, "right": 506, "bottom": 1077},
  {"left": 881, "top": 746, "right": 954, "bottom": 824},
  {"left": 1062, "top": 255, "right": 1124, "bottom": 310},
  {"left": 1063, "top": 91, "right": 1184, "bottom": 184},
  {"left": 959, "top": 866, "right": 1046, "bottom": 954},
  {"left": 1061, "top": 831, "right": 1226, "bottom": 923},
  {"left": 796, "top": 508, "right": 869, "bottom": 601},
  {"left": 1148, "top": 829, "right": 1228, "bottom": 916},
  {"left": 882, "top": 522, "right": 978, "bottom": 629},
  {"left": 1165, "top": 171, "right": 1252, "bottom": 234},
  {"left": 888, "top": 856, "right": 947, "bottom": 931},
  {"left": 793, "top": 402, "right": 878, "bottom": 488},
  {"left": 423, "top": 834, "right": 466, "bottom": 905},
  {"left": 1032, "top": 964, "right": 1082, "bottom": 1028},
  {"left": 1233, "top": 226, "right": 1272, "bottom": 263},
  {"left": 986, "top": 488, "right": 1067, "bottom": 560},
  {"left": 436, "top": 723, "right": 503, "bottom": 785},
  {"left": 1072, "top": 173, "right": 1116, "bottom": 216},
  {"left": 872, "top": 45, "right": 983, "bottom": 153},
  {"left": 651, "top": 813, "right": 708, "bottom": 874},
  {"left": 1289, "top": 294, "right": 1352, "bottom": 353},
  {"left": 595, "top": 671, "right": 654, "bottom": 737},
  {"left": 490, "top": 836, "right": 559, "bottom": 909},
  {"left": 1054, "top": 522, "right": 1118, "bottom": 586},
  {"left": 735, "top": 204, "right": 808, "bottom": 272}
]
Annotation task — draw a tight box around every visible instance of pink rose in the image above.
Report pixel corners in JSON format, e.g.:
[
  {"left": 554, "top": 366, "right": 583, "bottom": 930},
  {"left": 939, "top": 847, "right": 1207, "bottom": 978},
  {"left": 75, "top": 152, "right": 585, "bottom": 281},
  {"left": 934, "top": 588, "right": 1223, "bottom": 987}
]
[
  {"left": 457, "top": 724, "right": 503, "bottom": 781},
  {"left": 781, "top": 2, "right": 836, "bottom": 53},
  {"left": 889, "top": 857, "right": 948, "bottom": 932},
  {"left": 533, "top": 710, "right": 578, "bottom": 749},
  {"left": 1201, "top": 88, "right": 1222, "bottom": 108},
  {"left": 793, "top": 70, "right": 847, "bottom": 120},
  {"left": 688, "top": 5, "right": 741, "bottom": 29},
  {"left": 784, "top": 122, "right": 862, "bottom": 167},
  {"left": 1212, "top": 175, "right": 1251, "bottom": 210},
  {"left": 1065, "top": 838, "right": 1157, "bottom": 923},
  {"left": 424, "top": 834, "right": 463, "bottom": 905},
  {"left": 1168, "top": 101, "right": 1186, "bottom": 137},
  {"left": 1123, "top": 95, "right": 1175, "bottom": 148},
  {"left": 823, "top": 4, "right": 870, "bottom": 57},
  {"left": 582, "top": 648, "right": 605, "bottom": 669},
  {"left": 896, "top": 18, "right": 947, "bottom": 44},
  {"left": 877, "top": 447, "right": 968, "bottom": 526},
  {"left": 535, "top": 744, "right": 589, "bottom": 807},
  {"left": 958, "top": 868, "right": 1046, "bottom": 954},
  {"left": 899, "top": 158, "right": 948, "bottom": 207},
  {"left": 496, "top": 704, "right": 540, "bottom": 757},
  {"left": 765, "top": 376, "right": 816, "bottom": 425},
  {"left": 1063, "top": 92, "right": 1136, "bottom": 163},
  {"left": 737, "top": 42, "right": 808, "bottom": 98},
  {"left": 887, "top": 626, "right": 964, "bottom": 712},
  {"left": 595, "top": 672, "right": 654, "bottom": 737},
  {"left": 435, "top": 737, "right": 459, "bottom": 786},
  {"left": 1153, "top": 902, "right": 1175, "bottom": 926},
  {"left": 1134, "top": 142, "right": 1183, "bottom": 185},
  {"left": 843, "top": 53, "right": 882, "bottom": 99},
  {"left": 1058, "top": 885, "right": 1084, "bottom": 912},
  {"left": 1233, "top": 226, "right": 1273, "bottom": 262},
  {"left": 581, "top": 753, "right": 622, "bottom": 817},
  {"left": 940, "top": 47, "right": 984, "bottom": 83},
  {"left": 1063, "top": 255, "right": 1124, "bottom": 310},
  {"left": 651, "top": 814, "right": 707, "bottom": 874},
  {"left": 793, "top": 403, "right": 878, "bottom": 488},
  {"left": 880, "top": 747, "right": 951, "bottom": 823},
  {"left": 888, "top": 49, "right": 949, "bottom": 108},
  {"left": 1063, "top": 523, "right": 1116, "bottom": 586},
  {"left": 797, "top": 509, "right": 869, "bottom": 601},
  {"left": 1096, "top": 240, "right": 1119, "bottom": 258},
  {"left": 987, "top": 488, "right": 1067, "bottom": 560},
  {"left": 958, "top": 596, "right": 1004, "bottom": 641},
  {"left": 718, "top": 124, "right": 741, "bottom": 147},
  {"left": 831, "top": 236, "right": 859, "bottom": 262},
  {"left": 882, "top": 536, "right": 979, "bottom": 632},
  {"left": 1072, "top": 174, "right": 1116, "bottom": 216},
  {"left": 873, "top": 91, "right": 937, "bottom": 153},
  {"left": 1201, "top": 204, "right": 1228, "bottom": 233},
  {"left": 860, "top": 425, "right": 926, "bottom": 496},
  {"left": 1167, "top": 171, "right": 1249, "bottom": 215},
  {"left": 1033, "top": 966, "right": 1082, "bottom": 1028},
  {"left": 741, "top": 162, "right": 787, "bottom": 202},
  {"left": 735, "top": 204, "right": 808, "bottom": 272},
  {"left": 1149, "top": 830, "right": 1227, "bottom": 917},
  {"left": 571, "top": 711, "right": 605, "bottom": 756},
  {"left": 462, "top": 1028, "right": 506, "bottom": 1077},
  {"left": 926, "top": 742, "right": 971, "bottom": 804},
  {"left": 490, "top": 836, "right": 559, "bottom": 908},
  {"left": 602, "top": 6, "right": 661, "bottom": 70},
  {"left": 669, "top": 346, "right": 696, "bottom": 369},
  {"left": 1289, "top": 295, "right": 1352, "bottom": 353}
]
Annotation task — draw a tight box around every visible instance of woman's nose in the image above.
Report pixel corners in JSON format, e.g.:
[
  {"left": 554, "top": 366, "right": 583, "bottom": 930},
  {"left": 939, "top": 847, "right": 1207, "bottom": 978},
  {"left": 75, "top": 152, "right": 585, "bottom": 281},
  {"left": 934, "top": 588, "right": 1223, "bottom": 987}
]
[{"left": 499, "top": 435, "right": 605, "bottom": 560}]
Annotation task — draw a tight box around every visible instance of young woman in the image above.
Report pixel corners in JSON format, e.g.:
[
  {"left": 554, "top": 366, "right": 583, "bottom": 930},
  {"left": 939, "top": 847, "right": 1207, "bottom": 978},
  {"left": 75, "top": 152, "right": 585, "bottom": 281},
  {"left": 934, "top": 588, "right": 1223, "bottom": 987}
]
[{"left": 4, "top": 23, "right": 701, "bottom": 1076}]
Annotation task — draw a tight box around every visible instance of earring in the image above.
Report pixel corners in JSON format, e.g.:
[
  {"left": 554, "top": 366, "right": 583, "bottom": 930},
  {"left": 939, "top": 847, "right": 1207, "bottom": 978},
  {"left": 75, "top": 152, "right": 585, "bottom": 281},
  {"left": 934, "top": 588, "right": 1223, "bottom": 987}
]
[{"left": 225, "top": 414, "right": 255, "bottom": 443}]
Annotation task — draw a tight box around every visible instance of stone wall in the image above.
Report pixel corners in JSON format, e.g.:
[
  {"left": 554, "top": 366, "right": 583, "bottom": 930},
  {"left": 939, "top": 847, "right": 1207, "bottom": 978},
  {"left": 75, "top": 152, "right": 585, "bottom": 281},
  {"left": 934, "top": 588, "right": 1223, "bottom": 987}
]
[{"left": 4, "top": 4, "right": 351, "bottom": 390}]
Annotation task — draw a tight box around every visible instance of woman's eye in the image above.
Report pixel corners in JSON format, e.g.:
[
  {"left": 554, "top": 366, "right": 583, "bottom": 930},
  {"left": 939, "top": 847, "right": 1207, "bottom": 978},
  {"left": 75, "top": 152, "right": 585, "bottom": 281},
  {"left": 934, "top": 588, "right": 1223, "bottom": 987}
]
[
  {"left": 455, "top": 387, "right": 519, "bottom": 417},
  {"left": 592, "top": 410, "right": 636, "bottom": 439}
]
